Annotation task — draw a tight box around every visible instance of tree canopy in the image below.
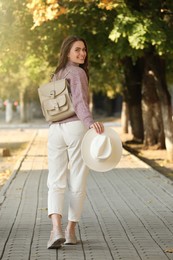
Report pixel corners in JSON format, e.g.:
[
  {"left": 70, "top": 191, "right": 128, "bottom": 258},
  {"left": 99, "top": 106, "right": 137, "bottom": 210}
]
[
  {"left": 1, "top": 0, "right": 173, "bottom": 96},
  {"left": 0, "top": 0, "right": 173, "bottom": 111}
]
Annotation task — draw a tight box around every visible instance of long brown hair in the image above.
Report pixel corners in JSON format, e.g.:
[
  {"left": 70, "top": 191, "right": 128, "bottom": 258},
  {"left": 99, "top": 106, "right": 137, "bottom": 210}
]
[{"left": 53, "top": 35, "right": 89, "bottom": 79}]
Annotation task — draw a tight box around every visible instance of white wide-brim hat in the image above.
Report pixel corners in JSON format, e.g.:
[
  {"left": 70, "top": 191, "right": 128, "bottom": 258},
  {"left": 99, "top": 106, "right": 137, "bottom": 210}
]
[{"left": 81, "top": 127, "right": 122, "bottom": 172}]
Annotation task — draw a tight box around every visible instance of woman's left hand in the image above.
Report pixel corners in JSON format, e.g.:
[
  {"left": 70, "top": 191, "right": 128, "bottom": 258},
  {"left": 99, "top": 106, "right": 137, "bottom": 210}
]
[{"left": 90, "top": 122, "right": 104, "bottom": 134}]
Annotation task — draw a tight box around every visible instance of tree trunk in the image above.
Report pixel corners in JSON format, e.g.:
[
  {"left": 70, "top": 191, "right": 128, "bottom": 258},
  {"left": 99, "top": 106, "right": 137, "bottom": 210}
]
[
  {"left": 148, "top": 55, "right": 173, "bottom": 161},
  {"left": 19, "top": 90, "right": 27, "bottom": 123},
  {"left": 121, "top": 101, "right": 129, "bottom": 133},
  {"left": 142, "top": 58, "right": 165, "bottom": 148},
  {"left": 123, "top": 57, "right": 144, "bottom": 142}
]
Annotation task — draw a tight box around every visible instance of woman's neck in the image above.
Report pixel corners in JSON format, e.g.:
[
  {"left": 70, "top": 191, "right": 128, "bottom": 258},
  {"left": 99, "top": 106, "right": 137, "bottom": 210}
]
[{"left": 66, "top": 60, "right": 79, "bottom": 67}]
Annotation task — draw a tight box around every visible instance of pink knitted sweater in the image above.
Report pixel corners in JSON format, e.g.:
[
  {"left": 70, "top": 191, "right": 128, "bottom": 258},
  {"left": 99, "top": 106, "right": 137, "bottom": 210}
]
[{"left": 51, "top": 61, "right": 94, "bottom": 128}]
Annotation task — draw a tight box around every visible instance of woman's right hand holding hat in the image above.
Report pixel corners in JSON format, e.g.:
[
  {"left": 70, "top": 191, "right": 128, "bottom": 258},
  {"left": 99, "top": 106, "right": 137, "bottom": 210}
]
[{"left": 90, "top": 122, "right": 104, "bottom": 134}]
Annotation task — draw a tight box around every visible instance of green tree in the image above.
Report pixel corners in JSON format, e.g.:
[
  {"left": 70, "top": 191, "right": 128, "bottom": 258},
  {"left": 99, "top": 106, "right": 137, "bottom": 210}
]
[{"left": 108, "top": 0, "right": 173, "bottom": 160}]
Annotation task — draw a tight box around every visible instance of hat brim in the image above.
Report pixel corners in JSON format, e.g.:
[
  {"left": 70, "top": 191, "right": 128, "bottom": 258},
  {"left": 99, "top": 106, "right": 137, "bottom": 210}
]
[{"left": 81, "top": 127, "right": 122, "bottom": 172}]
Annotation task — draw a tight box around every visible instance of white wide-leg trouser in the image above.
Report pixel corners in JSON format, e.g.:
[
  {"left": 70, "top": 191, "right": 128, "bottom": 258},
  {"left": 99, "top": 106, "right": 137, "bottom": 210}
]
[{"left": 47, "top": 121, "right": 89, "bottom": 222}]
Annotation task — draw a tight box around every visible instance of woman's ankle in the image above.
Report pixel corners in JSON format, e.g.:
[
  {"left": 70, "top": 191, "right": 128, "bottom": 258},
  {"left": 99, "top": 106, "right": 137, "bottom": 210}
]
[
  {"left": 50, "top": 214, "right": 63, "bottom": 232},
  {"left": 66, "top": 221, "right": 76, "bottom": 234},
  {"left": 52, "top": 225, "right": 63, "bottom": 232}
]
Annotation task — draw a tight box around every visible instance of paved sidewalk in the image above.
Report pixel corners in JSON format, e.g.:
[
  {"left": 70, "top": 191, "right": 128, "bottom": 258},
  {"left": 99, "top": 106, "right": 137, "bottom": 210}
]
[{"left": 0, "top": 127, "right": 173, "bottom": 260}]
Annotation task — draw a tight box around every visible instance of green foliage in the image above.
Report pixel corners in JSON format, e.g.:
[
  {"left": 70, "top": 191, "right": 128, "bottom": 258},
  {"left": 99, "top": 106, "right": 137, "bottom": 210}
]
[{"left": 109, "top": 1, "right": 173, "bottom": 60}]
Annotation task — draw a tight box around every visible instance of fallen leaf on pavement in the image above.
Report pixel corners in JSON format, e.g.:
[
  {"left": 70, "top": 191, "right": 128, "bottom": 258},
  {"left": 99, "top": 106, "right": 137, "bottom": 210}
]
[{"left": 165, "top": 248, "right": 173, "bottom": 253}]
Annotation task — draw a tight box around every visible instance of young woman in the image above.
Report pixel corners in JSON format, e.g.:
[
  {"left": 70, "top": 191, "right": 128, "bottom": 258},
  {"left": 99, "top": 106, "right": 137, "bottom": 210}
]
[{"left": 47, "top": 35, "right": 104, "bottom": 249}]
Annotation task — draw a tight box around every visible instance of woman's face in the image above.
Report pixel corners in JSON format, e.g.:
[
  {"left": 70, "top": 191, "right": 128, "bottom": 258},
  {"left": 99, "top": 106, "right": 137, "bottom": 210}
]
[{"left": 68, "top": 40, "right": 87, "bottom": 64}]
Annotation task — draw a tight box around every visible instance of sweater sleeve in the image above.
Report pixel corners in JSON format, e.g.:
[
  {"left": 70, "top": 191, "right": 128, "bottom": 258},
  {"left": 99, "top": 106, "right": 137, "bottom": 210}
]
[{"left": 67, "top": 67, "right": 94, "bottom": 128}]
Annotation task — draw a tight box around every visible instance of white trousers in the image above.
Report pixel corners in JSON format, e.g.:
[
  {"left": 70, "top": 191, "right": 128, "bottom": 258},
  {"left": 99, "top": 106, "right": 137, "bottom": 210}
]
[{"left": 47, "top": 121, "right": 89, "bottom": 222}]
